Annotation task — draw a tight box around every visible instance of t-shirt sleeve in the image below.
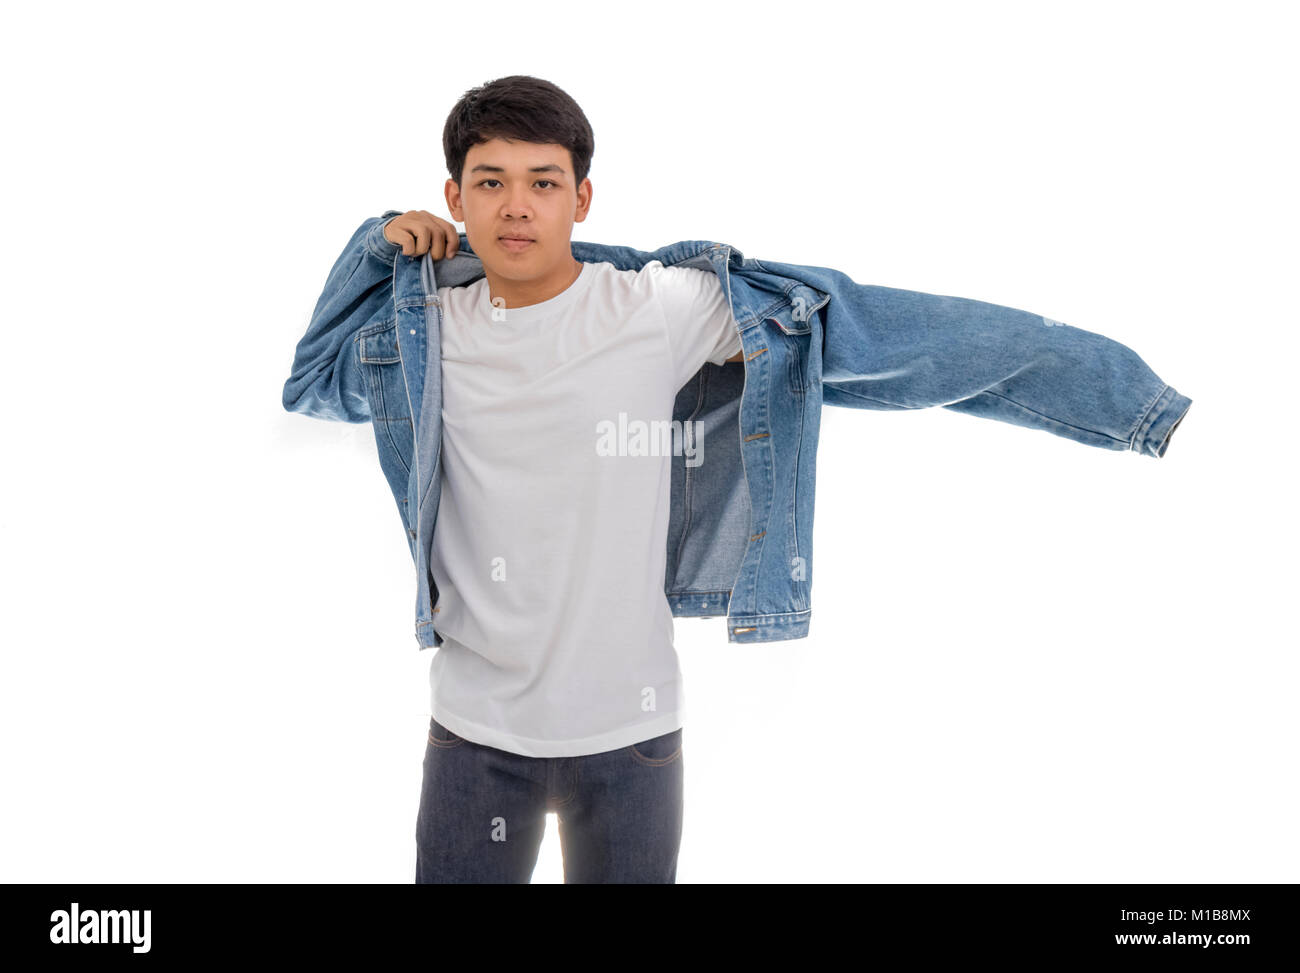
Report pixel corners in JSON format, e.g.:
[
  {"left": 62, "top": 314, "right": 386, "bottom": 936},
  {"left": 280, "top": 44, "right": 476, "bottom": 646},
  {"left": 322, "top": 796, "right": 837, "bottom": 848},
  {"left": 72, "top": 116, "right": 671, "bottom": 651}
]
[{"left": 652, "top": 263, "right": 742, "bottom": 386}]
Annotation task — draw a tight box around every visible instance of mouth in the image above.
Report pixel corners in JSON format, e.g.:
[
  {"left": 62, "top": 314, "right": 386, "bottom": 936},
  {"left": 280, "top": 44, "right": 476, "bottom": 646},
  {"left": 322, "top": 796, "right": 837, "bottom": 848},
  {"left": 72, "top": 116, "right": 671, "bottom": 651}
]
[{"left": 498, "top": 235, "right": 535, "bottom": 252}]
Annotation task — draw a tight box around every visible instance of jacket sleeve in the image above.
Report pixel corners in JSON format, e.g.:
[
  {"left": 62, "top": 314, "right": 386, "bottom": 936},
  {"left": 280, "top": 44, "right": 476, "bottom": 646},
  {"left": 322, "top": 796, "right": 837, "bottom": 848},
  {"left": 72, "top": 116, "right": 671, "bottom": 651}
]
[
  {"left": 281, "top": 210, "right": 404, "bottom": 423},
  {"left": 817, "top": 274, "right": 1193, "bottom": 458}
]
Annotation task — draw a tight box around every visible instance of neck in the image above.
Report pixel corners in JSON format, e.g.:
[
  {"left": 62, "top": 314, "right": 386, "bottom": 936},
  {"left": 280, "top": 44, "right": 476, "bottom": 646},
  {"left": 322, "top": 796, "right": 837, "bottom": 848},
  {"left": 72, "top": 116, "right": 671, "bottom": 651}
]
[{"left": 484, "top": 257, "right": 584, "bottom": 309}]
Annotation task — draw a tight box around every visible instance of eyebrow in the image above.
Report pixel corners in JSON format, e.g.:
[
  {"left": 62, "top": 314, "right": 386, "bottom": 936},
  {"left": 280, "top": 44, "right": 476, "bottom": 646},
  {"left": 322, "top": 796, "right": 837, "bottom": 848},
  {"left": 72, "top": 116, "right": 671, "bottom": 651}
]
[{"left": 468, "top": 163, "right": 567, "bottom": 176}]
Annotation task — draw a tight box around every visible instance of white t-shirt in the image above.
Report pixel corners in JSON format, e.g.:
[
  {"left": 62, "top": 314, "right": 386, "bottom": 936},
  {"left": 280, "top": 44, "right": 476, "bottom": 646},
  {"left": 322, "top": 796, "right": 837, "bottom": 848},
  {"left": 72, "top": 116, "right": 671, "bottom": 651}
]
[{"left": 427, "top": 259, "right": 741, "bottom": 757}]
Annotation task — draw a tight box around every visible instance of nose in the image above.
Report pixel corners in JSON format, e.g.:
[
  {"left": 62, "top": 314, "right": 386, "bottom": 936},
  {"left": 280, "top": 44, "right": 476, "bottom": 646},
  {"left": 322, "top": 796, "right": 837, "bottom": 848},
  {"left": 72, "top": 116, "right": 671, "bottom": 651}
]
[{"left": 502, "top": 187, "right": 533, "bottom": 220}]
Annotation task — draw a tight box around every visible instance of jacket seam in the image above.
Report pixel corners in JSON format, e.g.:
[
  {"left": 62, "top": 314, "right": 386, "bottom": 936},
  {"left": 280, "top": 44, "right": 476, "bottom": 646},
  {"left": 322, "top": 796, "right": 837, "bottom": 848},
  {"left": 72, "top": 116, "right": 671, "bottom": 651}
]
[
  {"left": 984, "top": 388, "right": 1132, "bottom": 446},
  {"left": 788, "top": 369, "right": 807, "bottom": 612},
  {"left": 831, "top": 384, "right": 1133, "bottom": 445},
  {"left": 671, "top": 371, "right": 709, "bottom": 584},
  {"left": 1126, "top": 383, "right": 1170, "bottom": 453},
  {"left": 717, "top": 251, "right": 759, "bottom": 616}
]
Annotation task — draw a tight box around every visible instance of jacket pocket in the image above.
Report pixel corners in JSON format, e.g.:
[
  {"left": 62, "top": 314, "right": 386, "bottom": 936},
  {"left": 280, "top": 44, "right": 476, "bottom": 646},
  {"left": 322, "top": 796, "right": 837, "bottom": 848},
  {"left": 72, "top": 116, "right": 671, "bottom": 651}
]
[
  {"left": 359, "top": 321, "right": 402, "bottom": 365},
  {"left": 762, "top": 281, "right": 826, "bottom": 393},
  {"left": 767, "top": 291, "right": 822, "bottom": 335},
  {"left": 743, "top": 264, "right": 828, "bottom": 336}
]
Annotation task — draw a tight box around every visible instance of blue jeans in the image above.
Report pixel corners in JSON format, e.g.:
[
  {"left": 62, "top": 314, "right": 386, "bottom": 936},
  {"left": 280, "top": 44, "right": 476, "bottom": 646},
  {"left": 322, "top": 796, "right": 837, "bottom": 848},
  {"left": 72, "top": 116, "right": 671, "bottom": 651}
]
[{"left": 415, "top": 717, "right": 684, "bottom": 883}]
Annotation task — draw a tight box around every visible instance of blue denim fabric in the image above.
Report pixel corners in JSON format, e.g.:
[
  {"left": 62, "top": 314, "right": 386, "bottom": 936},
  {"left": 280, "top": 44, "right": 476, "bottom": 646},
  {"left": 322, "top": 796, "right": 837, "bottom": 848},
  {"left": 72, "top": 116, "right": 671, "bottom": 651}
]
[
  {"left": 283, "top": 212, "right": 1193, "bottom": 650},
  {"left": 415, "top": 718, "right": 684, "bottom": 883}
]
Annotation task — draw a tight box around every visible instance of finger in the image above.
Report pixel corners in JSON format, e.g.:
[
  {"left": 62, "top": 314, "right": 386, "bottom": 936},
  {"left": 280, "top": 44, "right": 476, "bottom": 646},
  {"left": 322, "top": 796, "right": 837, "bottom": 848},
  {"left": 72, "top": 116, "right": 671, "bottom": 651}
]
[
  {"left": 438, "top": 225, "right": 457, "bottom": 260},
  {"left": 415, "top": 211, "right": 434, "bottom": 256},
  {"left": 391, "top": 224, "right": 416, "bottom": 256},
  {"left": 425, "top": 220, "right": 447, "bottom": 260},
  {"left": 430, "top": 221, "right": 457, "bottom": 261},
  {"left": 412, "top": 222, "right": 433, "bottom": 256},
  {"left": 420, "top": 211, "right": 447, "bottom": 260}
]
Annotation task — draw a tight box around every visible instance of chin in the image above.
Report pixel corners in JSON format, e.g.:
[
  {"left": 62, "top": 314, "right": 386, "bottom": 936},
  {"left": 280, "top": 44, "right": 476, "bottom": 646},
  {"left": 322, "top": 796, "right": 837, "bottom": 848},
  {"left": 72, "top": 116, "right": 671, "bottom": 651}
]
[{"left": 482, "top": 255, "right": 542, "bottom": 280}]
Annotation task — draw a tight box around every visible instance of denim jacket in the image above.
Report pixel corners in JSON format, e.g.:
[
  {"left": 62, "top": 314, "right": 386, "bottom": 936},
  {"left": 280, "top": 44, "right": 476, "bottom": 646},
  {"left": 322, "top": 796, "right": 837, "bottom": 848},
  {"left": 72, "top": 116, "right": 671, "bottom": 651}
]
[{"left": 283, "top": 211, "right": 1193, "bottom": 650}]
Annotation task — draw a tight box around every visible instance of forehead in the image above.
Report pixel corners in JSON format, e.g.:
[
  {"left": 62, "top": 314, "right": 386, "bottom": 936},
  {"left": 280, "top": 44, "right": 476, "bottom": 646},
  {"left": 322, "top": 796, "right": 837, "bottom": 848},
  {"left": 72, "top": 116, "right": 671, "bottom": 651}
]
[{"left": 465, "top": 138, "right": 570, "bottom": 170}]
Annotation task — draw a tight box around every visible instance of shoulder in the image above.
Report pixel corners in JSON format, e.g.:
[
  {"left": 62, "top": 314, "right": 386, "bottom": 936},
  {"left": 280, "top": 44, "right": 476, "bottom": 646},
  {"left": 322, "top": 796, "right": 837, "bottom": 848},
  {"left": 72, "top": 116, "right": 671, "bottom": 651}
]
[
  {"left": 584, "top": 259, "right": 671, "bottom": 299},
  {"left": 634, "top": 261, "right": 720, "bottom": 296}
]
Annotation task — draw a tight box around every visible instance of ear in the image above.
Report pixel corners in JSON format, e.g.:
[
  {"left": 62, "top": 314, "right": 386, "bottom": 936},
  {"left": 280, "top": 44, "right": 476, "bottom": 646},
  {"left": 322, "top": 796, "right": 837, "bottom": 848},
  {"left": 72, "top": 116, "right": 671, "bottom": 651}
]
[
  {"left": 573, "top": 177, "right": 593, "bottom": 223},
  {"left": 444, "top": 178, "right": 464, "bottom": 222}
]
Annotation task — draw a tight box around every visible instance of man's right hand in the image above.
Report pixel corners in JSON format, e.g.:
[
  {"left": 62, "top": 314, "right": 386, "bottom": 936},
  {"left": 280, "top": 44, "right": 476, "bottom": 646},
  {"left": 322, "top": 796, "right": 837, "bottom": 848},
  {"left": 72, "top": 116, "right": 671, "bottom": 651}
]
[{"left": 383, "top": 210, "right": 461, "bottom": 260}]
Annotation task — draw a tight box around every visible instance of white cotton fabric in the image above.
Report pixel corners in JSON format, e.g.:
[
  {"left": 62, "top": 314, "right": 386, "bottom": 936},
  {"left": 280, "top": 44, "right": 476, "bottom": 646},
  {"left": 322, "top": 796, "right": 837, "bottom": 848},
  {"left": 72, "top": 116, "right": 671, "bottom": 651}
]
[{"left": 426, "top": 259, "right": 741, "bottom": 757}]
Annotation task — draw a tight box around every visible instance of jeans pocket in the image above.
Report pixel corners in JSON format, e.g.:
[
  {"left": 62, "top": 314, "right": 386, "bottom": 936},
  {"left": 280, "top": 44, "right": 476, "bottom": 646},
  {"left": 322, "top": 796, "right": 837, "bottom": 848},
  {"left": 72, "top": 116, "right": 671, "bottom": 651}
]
[
  {"left": 629, "top": 727, "right": 683, "bottom": 766},
  {"left": 428, "top": 716, "right": 466, "bottom": 748}
]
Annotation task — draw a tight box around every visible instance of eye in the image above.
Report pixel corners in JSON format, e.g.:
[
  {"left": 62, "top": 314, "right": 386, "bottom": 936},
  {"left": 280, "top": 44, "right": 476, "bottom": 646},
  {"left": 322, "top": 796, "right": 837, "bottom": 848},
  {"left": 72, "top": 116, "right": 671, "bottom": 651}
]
[{"left": 478, "top": 178, "right": 555, "bottom": 189}]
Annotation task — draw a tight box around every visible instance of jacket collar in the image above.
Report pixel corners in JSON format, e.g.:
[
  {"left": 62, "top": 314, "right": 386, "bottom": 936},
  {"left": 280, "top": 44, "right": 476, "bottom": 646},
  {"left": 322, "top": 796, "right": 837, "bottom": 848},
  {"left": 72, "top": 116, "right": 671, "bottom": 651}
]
[{"left": 404, "top": 231, "right": 746, "bottom": 302}]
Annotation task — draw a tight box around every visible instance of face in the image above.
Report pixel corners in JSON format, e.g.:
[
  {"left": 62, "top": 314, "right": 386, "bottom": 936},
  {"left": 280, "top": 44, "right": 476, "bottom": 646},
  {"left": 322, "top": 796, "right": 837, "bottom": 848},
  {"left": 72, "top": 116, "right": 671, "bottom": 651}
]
[{"left": 445, "top": 137, "right": 592, "bottom": 288}]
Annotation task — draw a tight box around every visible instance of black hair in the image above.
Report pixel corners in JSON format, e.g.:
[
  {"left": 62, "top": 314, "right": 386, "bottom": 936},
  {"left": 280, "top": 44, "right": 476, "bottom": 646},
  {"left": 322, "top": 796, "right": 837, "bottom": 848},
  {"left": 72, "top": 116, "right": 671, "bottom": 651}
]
[{"left": 443, "top": 75, "right": 595, "bottom": 188}]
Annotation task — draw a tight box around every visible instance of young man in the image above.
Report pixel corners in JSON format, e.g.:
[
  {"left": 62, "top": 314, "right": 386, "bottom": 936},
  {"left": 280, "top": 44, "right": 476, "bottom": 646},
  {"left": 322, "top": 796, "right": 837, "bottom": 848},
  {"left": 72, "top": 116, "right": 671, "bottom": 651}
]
[
  {"left": 286, "top": 75, "right": 1191, "bottom": 885},
  {"left": 388, "top": 75, "right": 742, "bottom": 883}
]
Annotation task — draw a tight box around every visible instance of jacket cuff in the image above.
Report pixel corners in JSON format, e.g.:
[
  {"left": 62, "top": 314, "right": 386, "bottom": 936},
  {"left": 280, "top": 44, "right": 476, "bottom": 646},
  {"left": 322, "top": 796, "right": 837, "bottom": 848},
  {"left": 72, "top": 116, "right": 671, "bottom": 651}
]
[
  {"left": 1132, "top": 384, "right": 1193, "bottom": 458},
  {"left": 364, "top": 209, "right": 405, "bottom": 263}
]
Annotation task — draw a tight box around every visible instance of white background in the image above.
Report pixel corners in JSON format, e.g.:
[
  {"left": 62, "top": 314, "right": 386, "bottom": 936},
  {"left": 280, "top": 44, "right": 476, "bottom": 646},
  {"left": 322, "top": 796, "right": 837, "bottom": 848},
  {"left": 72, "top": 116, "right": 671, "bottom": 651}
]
[{"left": 2, "top": 0, "right": 1294, "bottom": 883}]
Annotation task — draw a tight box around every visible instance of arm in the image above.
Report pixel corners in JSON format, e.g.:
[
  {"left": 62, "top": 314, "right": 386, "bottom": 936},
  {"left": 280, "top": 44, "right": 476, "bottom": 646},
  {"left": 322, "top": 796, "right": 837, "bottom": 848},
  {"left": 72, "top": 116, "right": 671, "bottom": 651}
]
[
  {"left": 814, "top": 272, "right": 1192, "bottom": 458},
  {"left": 281, "top": 210, "right": 403, "bottom": 423}
]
